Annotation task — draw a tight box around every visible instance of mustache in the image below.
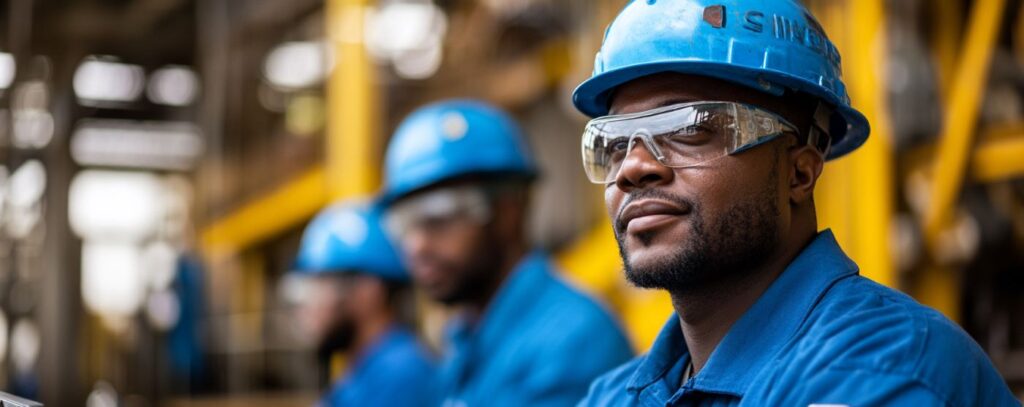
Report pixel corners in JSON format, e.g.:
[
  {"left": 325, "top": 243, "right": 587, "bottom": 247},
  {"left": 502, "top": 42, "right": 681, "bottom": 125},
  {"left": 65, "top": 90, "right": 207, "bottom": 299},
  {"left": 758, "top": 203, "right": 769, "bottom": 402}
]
[{"left": 614, "top": 189, "right": 695, "bottom": 234}]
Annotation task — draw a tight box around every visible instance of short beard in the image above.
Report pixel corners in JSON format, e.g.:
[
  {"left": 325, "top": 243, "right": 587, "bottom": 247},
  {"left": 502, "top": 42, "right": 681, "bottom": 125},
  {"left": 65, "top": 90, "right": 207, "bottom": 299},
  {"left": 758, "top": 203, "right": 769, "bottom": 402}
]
[
  {"left": 615, "top": 170, "right": 781, "bottom": 291},
  {"left": 316, "top": 319, "right": 355, "bottom": 360},
  {"left": 435, "top": 225, "right": 506, "bottom": 306}
]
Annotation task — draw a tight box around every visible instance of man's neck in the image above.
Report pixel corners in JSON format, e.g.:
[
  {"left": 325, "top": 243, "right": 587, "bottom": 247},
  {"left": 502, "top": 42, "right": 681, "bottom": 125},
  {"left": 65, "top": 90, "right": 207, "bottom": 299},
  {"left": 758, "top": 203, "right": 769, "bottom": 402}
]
[
  {"left": 350, "top": 312, "right": 394, "bottom": 362},
  {"left": 463, "top": 245, "right": 528, "bottom": 320},
  {"left": 670, "top": 228, "right": 818, "bottom": 375}
]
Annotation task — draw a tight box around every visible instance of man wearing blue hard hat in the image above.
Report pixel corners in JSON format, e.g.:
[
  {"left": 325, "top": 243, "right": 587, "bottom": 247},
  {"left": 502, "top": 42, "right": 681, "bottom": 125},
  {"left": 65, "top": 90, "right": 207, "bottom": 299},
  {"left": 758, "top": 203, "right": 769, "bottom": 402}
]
[
  {"left": 572, "top": 0, "right": 1017, "bottom": 406},
  {"left": 292, "top": 201, "right": 434, "bottom": 406},
  {"left": 381, "top": 100, "right": 633, "bottom": 406}
]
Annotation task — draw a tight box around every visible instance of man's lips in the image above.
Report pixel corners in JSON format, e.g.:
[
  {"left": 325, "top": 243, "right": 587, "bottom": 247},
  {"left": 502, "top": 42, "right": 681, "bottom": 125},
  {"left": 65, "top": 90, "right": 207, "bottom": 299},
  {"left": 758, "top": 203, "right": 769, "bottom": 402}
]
[{"left": 617, "top": 200, "right": 689, "bottom": 234}]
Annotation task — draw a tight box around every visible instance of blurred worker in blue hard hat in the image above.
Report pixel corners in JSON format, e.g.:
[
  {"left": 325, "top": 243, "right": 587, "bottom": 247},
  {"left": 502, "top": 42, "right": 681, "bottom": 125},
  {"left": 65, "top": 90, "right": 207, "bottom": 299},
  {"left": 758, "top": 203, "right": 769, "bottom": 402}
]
[
  {"left": 572, "top": 0, "right": 1017, "bottom": 406},
  {"left": 292, "top": 201, "right": 435, "bottom": 407},
  {"left": 381, "top": 99, "right": 634, "bottom": 406}
]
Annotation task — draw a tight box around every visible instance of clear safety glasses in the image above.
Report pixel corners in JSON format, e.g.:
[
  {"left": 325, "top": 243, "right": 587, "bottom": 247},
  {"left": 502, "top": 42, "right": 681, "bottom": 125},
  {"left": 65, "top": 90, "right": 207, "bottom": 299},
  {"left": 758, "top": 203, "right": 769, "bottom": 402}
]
[
  {"left": 581, "top": 101, "right": 802, "bottom": 184},
  {"left": 384, "top": 186, "right": 492, "bottom": 240}
]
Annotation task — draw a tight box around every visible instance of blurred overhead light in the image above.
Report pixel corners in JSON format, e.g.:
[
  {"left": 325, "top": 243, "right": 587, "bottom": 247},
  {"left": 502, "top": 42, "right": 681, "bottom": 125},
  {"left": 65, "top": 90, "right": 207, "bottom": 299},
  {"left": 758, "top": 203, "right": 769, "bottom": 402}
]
[
  {"left": 393, "top": 44, "right": 443, "bottom": 80},
  {"left": 81, "top": 242, "right": 146, "bottom": 319},
  {"left": 0, "top": 53, "right": 15, "bottom": 90},
  {"left": 11, "top": 81, "right": 54, "bottom": 149},
  {"left": 71, "top": 120, "right": 204, "bottom": 171},
  {"left": 10, "top": 319, "right": 40, "bottom": 374},
  {"left": 146, "top": 289, "right": 181, "bottom": 332},
  {"left": 8, "top": 160, "right": 45, "bottom": 209},
  {"left": 69, "top": 170, "right": 164, "bottom": 241},
  {"left": 366, "top": 0, "right": 447, "bottom": 80},
  {"left": 148, "top": 65, "right": 200, "bottom": 106},
  {"left": 6, "top": 160, "right": 46, "bottom": 240},
  {"left": 86, "top": 382, "right": 119, "bottom": 407},
  {"left": 73, "top": 56, "right": 146, "bottom": 104},
  {"left": 264, "top": 41, "right": 333, "bottom": 90},
  {"left": 0, "top": 311, "right": 7, "bottom": 365},
  {"left": 143, "top": 240, "right": 177, "bottom": 291}
]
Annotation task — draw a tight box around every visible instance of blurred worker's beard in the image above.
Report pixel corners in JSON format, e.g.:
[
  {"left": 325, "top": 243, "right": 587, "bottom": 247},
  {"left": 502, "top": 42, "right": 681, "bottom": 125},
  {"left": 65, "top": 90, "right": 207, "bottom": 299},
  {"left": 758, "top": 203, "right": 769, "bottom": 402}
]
[
  {"left": 429, "top": 226, "right": 507, "bottom": 307},
  {"left": 316, "top": 318, "right": 356, "bottom": 360},
  {"left": 614, "top": 171, "right": 781, "bottom": 292}
]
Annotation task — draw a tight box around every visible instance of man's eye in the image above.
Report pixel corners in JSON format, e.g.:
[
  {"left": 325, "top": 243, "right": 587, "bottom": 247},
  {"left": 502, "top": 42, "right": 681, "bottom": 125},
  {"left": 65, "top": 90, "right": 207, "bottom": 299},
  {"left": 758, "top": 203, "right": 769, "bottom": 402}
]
[
  {"left": 607, "top": 139, "right": 629, "bottom": 152},
  {"left": 666, "top": 127, "right": 712, "bottom": 144}
]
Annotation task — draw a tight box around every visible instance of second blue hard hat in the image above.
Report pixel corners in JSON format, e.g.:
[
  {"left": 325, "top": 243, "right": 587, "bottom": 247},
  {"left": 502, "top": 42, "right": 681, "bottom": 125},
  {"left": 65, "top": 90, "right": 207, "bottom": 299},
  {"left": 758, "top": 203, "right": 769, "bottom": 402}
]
[{"left": 381, "top": 100, "right": 538, "bottom": 203}]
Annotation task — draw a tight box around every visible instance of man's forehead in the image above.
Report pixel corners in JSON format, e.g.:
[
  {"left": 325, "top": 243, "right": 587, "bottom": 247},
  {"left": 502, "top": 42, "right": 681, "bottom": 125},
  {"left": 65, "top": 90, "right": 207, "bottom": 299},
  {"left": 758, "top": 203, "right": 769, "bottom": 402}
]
[{"left": 609, "top": 73, "right": 761, "bottom": 114}]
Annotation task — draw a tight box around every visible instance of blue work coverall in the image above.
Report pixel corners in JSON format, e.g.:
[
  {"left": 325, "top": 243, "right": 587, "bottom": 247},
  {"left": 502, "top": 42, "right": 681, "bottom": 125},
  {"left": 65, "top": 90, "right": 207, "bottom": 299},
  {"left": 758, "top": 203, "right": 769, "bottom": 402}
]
[
  {"left": 320, "top": 326, "right": 435, "bottom": 406},
  {"left": 580, "top": 230, "right": 1019, "bottom": 406},
  {"left": 439, "top": 251, "right": 634, "bottom": 406}
]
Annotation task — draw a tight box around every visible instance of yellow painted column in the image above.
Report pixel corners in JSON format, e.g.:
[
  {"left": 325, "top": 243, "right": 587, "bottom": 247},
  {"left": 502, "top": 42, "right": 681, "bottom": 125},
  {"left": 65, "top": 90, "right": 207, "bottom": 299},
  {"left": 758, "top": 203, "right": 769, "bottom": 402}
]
[
  {"left": 812, "top": 0, "right": 896, "bottom": 288},
  {"left": 326, "top": 0, "right": 380, "bottom": 199}
]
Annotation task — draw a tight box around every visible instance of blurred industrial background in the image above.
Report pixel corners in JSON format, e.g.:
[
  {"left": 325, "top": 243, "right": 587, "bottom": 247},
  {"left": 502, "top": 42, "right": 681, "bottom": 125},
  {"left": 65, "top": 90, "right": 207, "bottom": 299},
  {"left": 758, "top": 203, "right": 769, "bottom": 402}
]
[{"left": 0, "top": 0, "right": 1021, "bottom": 405}]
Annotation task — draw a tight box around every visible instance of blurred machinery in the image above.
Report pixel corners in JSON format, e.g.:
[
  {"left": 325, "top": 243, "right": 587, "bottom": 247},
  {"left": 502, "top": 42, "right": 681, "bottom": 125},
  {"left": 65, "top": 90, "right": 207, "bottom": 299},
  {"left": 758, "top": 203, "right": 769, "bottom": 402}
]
[{"left": 0, "top": 0, "right": 1022, "bottom": 405}]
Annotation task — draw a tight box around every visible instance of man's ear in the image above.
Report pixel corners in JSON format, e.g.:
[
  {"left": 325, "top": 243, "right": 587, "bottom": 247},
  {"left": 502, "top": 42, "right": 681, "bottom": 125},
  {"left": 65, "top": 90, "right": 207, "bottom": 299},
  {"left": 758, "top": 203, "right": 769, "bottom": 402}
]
[
  {"left": 789, "top": 145, "right": 825, "bottom": 205},
  {"left": 493, "top": 195, "right": 525, "bottom": 238}
]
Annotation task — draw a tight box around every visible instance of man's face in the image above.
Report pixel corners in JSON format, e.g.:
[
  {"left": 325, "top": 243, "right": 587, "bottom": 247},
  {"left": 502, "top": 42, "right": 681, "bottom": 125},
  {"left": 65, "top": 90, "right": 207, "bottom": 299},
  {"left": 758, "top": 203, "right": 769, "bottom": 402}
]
[
  {"left": 604, "top": 73, "right": 803, "bottom": 290},
  {"left": 297, "top": 275, "right": 357, "bottom": 357},
  {"left": 388, "top": 185, "right": 502, "bottom": 305}
]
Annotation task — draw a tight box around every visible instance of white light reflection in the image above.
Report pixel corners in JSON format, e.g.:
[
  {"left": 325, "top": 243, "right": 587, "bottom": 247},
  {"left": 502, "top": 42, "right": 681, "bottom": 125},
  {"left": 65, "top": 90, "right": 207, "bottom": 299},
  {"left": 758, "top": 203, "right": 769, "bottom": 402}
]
[
  {"left": 147, "top": 65, "right": 200, "bottom": 106},
  {"left": 6, "top": 160, "right": 46, "bottom": 240},
  {"left": 264, "top": 42, "right": 333, "bottom": 90},
  {"left": 10, "top": 319, "right": 40, "bottom": 374},
  {"left": 12, "top": 81, "right": 54, "bottom": 149},
  {"left": 0, "top": 311, "right": 7, "bottom": 365},
  {"left": 73, "top": 56, "right": 146, "bottom": 104},
  {"left": 81, "top": 242, "right": 146, "bottom": 318},
  {"left": 146, "top": 289, "right": 181, "bottom": 332},
  {"left": 366, "top": 0, "right": 448, "bottom": 80},
  {"left": 0, "top": 53, "right": 15, "bottom": 90},
  {"left": 71, "top": 120, "right": 204, "bottom": 171},
  {"left": 69, "top": 170, "right": 164, "bottom": 241}
]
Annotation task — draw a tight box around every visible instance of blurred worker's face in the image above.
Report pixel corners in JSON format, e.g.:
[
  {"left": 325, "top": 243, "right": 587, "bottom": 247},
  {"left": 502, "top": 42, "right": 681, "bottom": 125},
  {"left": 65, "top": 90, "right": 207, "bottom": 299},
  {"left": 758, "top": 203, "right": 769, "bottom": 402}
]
[
  {"left": 297, "top": 274, "right": 383, "bottom": 358},
  {"left": 387, "top": 185, "right": 504, "bottom": 305},
  {"left": 605, "top": 73, "right": 810, "bottom": 291}
]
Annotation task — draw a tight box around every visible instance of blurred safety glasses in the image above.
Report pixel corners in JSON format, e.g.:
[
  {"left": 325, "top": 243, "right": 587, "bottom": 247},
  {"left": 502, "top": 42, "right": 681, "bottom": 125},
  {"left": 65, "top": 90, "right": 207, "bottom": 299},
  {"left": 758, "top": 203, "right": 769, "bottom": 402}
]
[
  {"left": 581, "top": 101, "right": 803, "bottom": 184},
  {"left": 385, "top": 186, "right": 492, "bottom": 240}
]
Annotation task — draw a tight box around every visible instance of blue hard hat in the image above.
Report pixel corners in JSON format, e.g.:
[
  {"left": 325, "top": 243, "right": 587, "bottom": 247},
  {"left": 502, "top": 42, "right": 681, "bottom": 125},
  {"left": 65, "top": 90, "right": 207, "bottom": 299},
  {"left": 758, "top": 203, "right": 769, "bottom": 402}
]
[
  {"left": 573, "top": 0, "right": 870, "bottom": 160},
  {"left": 293, "top": 200, "right": 408, "bottom": 282},
  {"left": 381, "top": 100, "right": 538, "bottom": 203}
]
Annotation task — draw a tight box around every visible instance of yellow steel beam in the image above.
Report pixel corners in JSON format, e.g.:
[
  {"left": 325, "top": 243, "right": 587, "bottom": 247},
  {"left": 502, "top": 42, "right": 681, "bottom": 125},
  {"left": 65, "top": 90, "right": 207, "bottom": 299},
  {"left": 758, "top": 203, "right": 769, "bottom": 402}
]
[
  {"left": 202, "top": 168, "right": 329, "bottom": 256},
  {"left": 326, "top": 0, "right": 379, "bottom": 200},
  {"left": 973, "top": 130, "right": 1024, "bottom": 183},
  {"left": 904, "top": 124, "right": 1024, "bottom": 185},
  {"left": 924, "top": 0, "right": 1006, "bottom": 251}
]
